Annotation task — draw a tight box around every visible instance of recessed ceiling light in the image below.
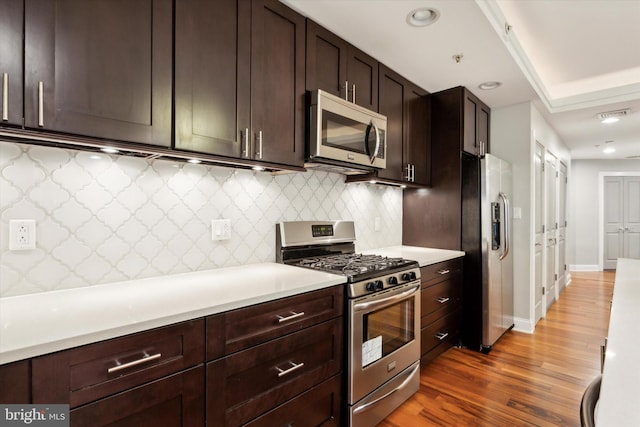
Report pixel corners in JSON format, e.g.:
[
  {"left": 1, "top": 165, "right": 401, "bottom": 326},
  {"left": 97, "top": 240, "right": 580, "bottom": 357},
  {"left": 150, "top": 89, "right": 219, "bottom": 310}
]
[
  {"left": 479, "top": 81, "right": 502, "bottom": 90},
  {"left": 601, "top": 117, "right": 619, "bottom": 124},
  {"left": 603, "top": 147, "right": 616, "bottom": 154},
  {"left": 406, "top": 8, "right": 440, "bottom": 27}
]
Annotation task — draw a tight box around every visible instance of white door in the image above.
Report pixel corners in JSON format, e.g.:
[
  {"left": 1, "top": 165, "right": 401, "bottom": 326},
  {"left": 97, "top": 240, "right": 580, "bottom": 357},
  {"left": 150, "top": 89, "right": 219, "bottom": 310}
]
[
  {"left": 534, "top": 143, "right": 545, "bottom": 321},
  {"left": 545, "top": 152, "right": 558, "bottom": 311},
  {"left": 623, "top": 177, "right": 640, "bottom": 259},
  {"left": 558, "top": 162, "right": 568, "bottom": 291},
  {"left": 603, "top": 177, "right": 624, "bottom": 269}
]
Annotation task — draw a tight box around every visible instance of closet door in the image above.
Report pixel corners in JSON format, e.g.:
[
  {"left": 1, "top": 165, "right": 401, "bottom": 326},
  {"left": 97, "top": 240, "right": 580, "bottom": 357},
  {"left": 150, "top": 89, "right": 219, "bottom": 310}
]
[
  {"left": 534, "top": 143, "right": 545, "bottom": 320},
  {"left": 604, "top": 177, "right": 626, "bottom": 269},
  {"left": 557, "top": 162, "right": 568, "bottom": 291},
  {"left": 623, "top": 177, "right": 640, "bottom": 260},
  {"left": 545, "top": 152, "right": 557, "bottom": 311}
]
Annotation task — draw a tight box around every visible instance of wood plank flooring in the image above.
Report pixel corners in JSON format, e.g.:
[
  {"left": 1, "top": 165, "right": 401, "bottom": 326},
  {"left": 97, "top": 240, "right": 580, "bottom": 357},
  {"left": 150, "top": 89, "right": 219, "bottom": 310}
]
[{"left": 380, "top": 271, "right": 615, "bottom": 427}]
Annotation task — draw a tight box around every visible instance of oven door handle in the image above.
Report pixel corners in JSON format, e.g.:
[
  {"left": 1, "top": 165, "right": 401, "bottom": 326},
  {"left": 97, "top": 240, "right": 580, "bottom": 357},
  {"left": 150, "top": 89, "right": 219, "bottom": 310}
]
[
  {"left": 353, "top": 362, "right": 420, "bottom": 415},
  {"left": 353, "top": 283, "right": 420, "bottom": 312}
]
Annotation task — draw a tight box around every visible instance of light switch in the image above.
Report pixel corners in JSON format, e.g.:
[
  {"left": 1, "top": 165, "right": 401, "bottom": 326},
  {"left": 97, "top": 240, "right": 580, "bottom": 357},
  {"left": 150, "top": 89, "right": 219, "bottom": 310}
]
[
  {"left": 211, "top": 219, "right": 231, "bottom": 240},
  {"left": 513, "top": 207, "right": 522, "bottom": 219}
]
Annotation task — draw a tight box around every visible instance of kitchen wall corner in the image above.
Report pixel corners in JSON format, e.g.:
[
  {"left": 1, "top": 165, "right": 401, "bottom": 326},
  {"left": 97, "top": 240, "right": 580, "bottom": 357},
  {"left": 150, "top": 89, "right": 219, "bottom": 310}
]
[{"left": 0, "top": 141, "right": 402, "bottom": 297}]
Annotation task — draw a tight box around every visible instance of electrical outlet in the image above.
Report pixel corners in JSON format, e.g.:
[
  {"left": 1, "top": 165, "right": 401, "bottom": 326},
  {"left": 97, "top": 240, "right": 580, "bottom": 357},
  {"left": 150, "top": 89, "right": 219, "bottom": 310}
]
[
  {"left": 211, "top": 219, "right": 231, "bottom": 241},
  {"left": 9, "top": 219, "right": 37, "bottom": 251}
]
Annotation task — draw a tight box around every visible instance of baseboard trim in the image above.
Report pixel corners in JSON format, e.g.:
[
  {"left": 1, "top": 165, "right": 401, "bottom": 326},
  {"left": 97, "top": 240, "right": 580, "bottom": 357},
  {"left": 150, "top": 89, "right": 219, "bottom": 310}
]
[
  {"left": 570, "top": 264, "right": 601, "bottom": 272},
  {"left": 513, "top": 317, "right": 534, "bottom": 334}
]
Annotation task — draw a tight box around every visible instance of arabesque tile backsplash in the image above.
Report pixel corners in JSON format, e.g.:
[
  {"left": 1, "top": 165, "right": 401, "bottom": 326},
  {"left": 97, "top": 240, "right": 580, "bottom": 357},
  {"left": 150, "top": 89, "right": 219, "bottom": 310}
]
[{"left": 0, "top": 141, "right": 402, "bottom": 297}]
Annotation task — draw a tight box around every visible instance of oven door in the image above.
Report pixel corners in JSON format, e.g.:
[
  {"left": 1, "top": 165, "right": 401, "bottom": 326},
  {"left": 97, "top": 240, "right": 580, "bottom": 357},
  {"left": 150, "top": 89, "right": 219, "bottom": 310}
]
[
  {"left": 309, "top": 90, "right": 387, "bottom": 169},
  {"left": 348, "top": 281, "right": 421, "bottom": 405}
]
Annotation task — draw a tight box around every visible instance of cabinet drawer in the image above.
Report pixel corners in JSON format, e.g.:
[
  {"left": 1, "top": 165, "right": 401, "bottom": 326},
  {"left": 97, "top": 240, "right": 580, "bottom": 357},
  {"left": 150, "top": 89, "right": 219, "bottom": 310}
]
[
  {"left": 206, "top": 318, "right": 343, "bottom": 426},
  {"left": 244, "top": 375, "right": 341, "bottom": 427},
  {"left": 421, "top": 310, "right": 460, "bottom": 356},
  {"left": 421, "top": 275, "right": 461, "bottom": 327},
  {"left": 420, "top": 258, "right": 463, "bottom": 286},
  {"left": 71, "top": 365, "right": 204, "bottom": 427},
  {"left": 32, "top": 319, "right": 204, "bottom": 408},
  {"left": 206, "top": 286, "right": 343, "bottom": 358}
]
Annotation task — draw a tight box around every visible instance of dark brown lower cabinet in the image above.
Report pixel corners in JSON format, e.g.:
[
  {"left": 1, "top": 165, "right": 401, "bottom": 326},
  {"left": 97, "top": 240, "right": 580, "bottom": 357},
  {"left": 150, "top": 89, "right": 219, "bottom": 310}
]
[
  {"left": 244, "top": 375, "right": 341, "bottom": 427},
  {"left": 71, "top": 365, "right": 204, "bottom": 427},
  {"left": 206, "top": 318, "right": 343, "bottom": 426},
  {"left": 420, "top": 257, "right": 463, "bottom": 365},
  {"left": 0, "top": 360, "right": 31, "bottom": 403}
]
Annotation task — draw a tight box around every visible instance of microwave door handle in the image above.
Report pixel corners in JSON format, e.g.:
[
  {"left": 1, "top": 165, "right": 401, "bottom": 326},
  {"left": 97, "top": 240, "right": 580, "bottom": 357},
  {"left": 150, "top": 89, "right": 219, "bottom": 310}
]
[{"left": 368, "top": 120, "right": 381, "bottom": 164}]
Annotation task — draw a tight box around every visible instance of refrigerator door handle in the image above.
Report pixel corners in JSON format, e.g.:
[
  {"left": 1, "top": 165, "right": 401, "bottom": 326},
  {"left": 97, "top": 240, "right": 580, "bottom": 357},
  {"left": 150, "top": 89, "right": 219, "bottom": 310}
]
[{"left": 499, "top": 191, "right": 510, "bottom": 260}]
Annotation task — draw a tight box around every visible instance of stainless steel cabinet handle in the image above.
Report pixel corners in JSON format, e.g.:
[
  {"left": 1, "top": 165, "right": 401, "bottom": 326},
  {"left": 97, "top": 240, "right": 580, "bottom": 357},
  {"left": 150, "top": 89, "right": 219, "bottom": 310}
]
[
  {"left": 38, "top": 81, "right": 44, "bottom": 127},
  {"left": 344, "top": 80, "right": 349, "bottom": 101},
  {"left": 405, "top": 164, "right": 412, "bottom": 181},
  {"left": 436, "top": 297, "right": 450, "bottom": 304},
  {"left": 255, "top": 130, "right": 263, "bottom": 159},
  {"left": 108, "top": 352, "right": 162, "bottom": 374},
  {"left": 276, "top": 361, "right": 305, "bottom": 377},
  {"left": 276, "top": 311, "right": 305, "bottom": 323},
  {"left": 2, "top": 73, "right": 7, "bottom": 121},
  {"left": 435, "top": 332, "right": 449, "bottom": 341},
  {"left": 436, "top": 269, "right": 450, "bottom": 275},
  {"left": 242, "top": 127, "right": 249, "bottom": 158},
  {"left": 412, "top": 165, "right": 416, "bottom": 182},
  {"left": 352, "top": 83, "right": 356, "bottom": 104}
]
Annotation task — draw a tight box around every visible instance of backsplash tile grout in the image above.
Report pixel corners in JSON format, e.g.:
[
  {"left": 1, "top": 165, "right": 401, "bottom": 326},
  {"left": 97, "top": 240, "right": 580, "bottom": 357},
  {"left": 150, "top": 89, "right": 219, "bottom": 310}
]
[{"left": 0, "top": 141, "right": 402, "bottom": 297}]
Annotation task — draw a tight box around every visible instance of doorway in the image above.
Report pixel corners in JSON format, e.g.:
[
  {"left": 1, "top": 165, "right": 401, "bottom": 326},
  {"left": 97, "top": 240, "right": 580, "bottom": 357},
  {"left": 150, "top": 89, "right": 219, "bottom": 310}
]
[{"left": 603, "top": 176, "right": 640, "bottom": 269}]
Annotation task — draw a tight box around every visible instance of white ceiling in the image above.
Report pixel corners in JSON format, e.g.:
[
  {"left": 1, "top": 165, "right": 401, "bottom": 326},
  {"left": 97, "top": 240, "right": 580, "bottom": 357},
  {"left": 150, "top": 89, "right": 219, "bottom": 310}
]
[{"left": 280, "top": 0, "right": 640, "bottom": 160}]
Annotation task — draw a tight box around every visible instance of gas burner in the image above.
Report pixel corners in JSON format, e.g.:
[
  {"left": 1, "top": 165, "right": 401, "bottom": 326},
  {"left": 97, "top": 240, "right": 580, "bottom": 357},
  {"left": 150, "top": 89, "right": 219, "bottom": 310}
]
[{"left": 293, "top": 253, "right": 416, "bottom": 279}]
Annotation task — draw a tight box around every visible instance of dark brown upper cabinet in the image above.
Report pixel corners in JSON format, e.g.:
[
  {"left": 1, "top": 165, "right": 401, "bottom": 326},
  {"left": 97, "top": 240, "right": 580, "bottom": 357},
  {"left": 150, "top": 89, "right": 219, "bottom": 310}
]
[
  {"left": 176, "top": 0, "right": 305, "bottom": 168},
  {"left": 306, "top": 20, "right": 378, "bottom": 112},
  {"left": 376, "top": 65, "right": 430, "bottom": 186},
  {"left": 24, "top": 0, "right": 172, "bottom": 146},
  {"left": 175, "top": 0, "right": 249, "bottom": 159},
  {"left": 463, "top": 89, "right": 490, "bottom": 156},
  {"left": 0, "top": 0, "right": 23, "bottom": 127}
]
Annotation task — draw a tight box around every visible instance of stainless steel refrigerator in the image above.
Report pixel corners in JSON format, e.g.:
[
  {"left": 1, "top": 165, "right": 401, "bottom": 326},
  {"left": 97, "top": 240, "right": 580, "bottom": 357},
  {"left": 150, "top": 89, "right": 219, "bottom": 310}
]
[{"left": 461, "top": 152, "right": 514, "bottom": 353}]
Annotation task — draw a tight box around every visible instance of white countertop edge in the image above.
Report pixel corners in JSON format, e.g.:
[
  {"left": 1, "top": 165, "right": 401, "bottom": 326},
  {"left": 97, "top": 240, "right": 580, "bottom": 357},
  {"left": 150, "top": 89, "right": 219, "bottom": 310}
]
[
  {"left": 0, "top": 263, "right": 345, "bottom": 365},
  {"left": 362, "top": 245, "right": 465, "bottom": 267}
]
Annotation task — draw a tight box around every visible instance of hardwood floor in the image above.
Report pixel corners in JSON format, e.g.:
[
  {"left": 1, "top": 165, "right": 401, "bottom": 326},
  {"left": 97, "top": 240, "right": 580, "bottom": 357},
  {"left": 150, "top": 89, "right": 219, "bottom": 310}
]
[{"left": 380, "top": 271, "right": 614, "bottom": 427}]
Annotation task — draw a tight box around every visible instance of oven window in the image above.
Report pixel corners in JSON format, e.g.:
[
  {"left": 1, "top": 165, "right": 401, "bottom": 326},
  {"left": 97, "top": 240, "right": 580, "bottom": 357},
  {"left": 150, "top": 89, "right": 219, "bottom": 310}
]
[{"left": 363, "top": 298, "right": 415, "bottom": 366}]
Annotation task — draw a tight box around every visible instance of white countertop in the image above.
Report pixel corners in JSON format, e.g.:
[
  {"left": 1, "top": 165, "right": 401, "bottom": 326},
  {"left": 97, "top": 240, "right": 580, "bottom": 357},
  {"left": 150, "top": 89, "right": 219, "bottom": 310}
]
[
  {"left": 596, "top": 258, "right": 640, "bottom": 427},
  {"left": 363, "top": 245, "right": 464, "bottom": 267},
  {"left": 0, "top": 263, "right": 345, "bottom": 365},
  {"left": 0, "top": 246, "right": 463, "bottom": 365}
]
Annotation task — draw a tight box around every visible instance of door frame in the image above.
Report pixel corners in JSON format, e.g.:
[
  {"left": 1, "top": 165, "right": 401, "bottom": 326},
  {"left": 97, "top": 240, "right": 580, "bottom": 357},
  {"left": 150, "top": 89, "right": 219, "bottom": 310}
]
[{"left": 599, "top": 171, "right": 640, "bottom": 270}]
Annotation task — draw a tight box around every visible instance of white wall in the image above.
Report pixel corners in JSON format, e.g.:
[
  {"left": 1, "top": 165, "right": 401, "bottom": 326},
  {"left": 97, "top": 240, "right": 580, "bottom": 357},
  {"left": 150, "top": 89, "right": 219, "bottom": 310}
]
[
  {"left": 491, "top": 101, "right": 570, "bottom": 333},
  {"left": 0, "top": 141, "right": 403, "bottom": 297},
  {"left": 570, "top": 159, "right": 640, "bottom": 270}
]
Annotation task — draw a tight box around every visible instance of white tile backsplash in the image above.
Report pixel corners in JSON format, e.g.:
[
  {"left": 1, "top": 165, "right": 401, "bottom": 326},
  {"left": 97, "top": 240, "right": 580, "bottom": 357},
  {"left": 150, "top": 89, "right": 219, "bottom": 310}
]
[{"left": 0, "top": 141, "right": 402, "bottom": 297}]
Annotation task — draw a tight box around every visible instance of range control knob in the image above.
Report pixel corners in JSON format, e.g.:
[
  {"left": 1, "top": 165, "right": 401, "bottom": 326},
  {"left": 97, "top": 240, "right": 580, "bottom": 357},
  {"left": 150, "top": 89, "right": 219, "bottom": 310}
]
[
  {"left": 375, "top": 280, "right": 384, "bottom": 290},
  {"left": 388, "top": 276, "right": 398, "bottom": 285},
  {"left": 402, "top": 271, "right": 417, "bottom": 281},
  {"left": 365, "top": 282, "right": 377, "bottom": 292}
]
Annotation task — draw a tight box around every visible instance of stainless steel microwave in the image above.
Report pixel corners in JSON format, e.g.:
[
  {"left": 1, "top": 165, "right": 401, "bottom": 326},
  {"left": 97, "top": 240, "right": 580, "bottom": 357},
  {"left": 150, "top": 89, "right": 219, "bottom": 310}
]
[{"left": 307, "top": 89, "right": 387, "bottom": 171}]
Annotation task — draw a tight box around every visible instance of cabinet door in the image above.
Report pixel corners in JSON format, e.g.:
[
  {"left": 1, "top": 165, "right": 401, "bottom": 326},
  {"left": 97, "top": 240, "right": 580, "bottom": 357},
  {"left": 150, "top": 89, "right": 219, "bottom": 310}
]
[
  {"left": 405, "top": 83, "right": 430, "bottom": 186},
  {"left": 0, "top": 0, "right": 23, "bottom": 127},
  {"left": 249, "top": 0, "right": 305, "bottom": 167},
  {"left": 175, "top": 0, "right": 250, "bottom": 158},
  {"left": 306, "top": 20, "right": 347, "bottom": 99},
  {"left": 0, "top": 360, "right": 31, "bottom": 403},
  {"left": 463, "top": 94, "right": 479, "bottom": 155},
  {"left": 71, "top": 366, "right": 204, "bottom": 427},
  {"left": 478, "top": 102, "right": 490, "bottom": 154},
  {"left": 377, "top": 65, "right": 405, "bottom": 181},
  {"left": 24, "top": 0, "right": 172, "bottom": 146},
  {"left": 347, "top": 48, "right": 378, "bottom": 111}
]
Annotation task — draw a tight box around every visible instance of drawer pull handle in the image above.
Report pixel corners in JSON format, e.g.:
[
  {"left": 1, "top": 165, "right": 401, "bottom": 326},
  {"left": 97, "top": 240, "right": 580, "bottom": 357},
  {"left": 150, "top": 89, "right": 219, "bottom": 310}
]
[
  {"left": 436, "top": 269, "right": 450, "bottom": 275},
  {"left": 435, "top": 332, "right": 449, "bottom": 341},
  {"left": 108, "top": 352, "right": 162, "bottom": 374},
  {"left": 436, "top": 297, "right": 450, "bottom": 304},
  {"left": 276, "top": 361, "right": 305, "bottom": 377},
  {"left": 276, "top": 311, "right": 305, "bottom": 323}
]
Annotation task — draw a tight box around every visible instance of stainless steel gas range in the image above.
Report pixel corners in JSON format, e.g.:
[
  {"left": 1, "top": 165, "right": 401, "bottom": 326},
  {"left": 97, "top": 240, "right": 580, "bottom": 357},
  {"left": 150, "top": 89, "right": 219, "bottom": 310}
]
[{"left": 276, "top": 220, "right": 421, "bottom": 427}]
